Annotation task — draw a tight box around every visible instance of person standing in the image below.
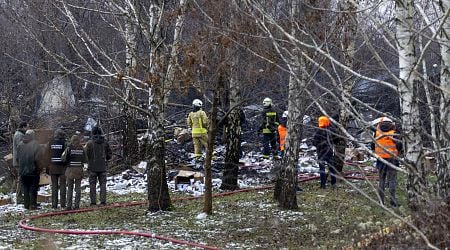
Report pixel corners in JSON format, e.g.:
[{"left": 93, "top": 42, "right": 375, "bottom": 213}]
[
  {"left": 47, "top": 129, "right": 68, "bottom": 209},
  {"left": 64, "top": 134, "right": 86, "bottom": 210},
  {"left": 259, "top": 97, "right": 280, "bottom": 159},
  {"left": 313, "top": 116, "right": 337, "bottom": 189},
  {"left": 85, "top": 126, "right": 112, "bottom": 206},
  {"left": 373, "top": 119, "right": 402, "bottom": 207},
  {"left": 12, "top": 121, "right": 29, "bottom": 204},
  {"left": 278, "top": 111, "right": 288, "bottom": 157},
  {"left": 186, "top": 99, "right": 209, "bottom": 159},
  {"left": 16, "top": 130, "right": 42, "bottom": 210}
]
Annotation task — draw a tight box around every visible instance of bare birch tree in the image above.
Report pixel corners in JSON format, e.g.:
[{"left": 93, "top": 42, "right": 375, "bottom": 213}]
[
  {"left": 334, "top": 0, "right": 359, "bottom": 175},
  {"left": 435, "top": 0, "right": 450, "bottom": 204},
  {"left": 396, "top": 0, "right": 427, "bottom": 209}
]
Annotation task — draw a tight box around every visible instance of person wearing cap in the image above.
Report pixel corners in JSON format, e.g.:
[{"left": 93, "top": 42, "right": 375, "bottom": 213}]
[
  {"left": 85, "top": 126, "right": 112, "bottom": 206},
  {"left": 372, "top": 119, "right": 402, "bottom": 207},
  {"left": 64, "top": 134, "right": 86, "bottom": 210},
  {"left": 313, "top": 116, "right": 337, "bottom": 189},
  {"left": 47, "top": 128, "right": 68, "bottom": 209},
  {"left": 278, "top": 111, "right": 288, "bottom": 156},
  {"left": 259, "top": 97, "right": 280, "bottom": 159},
  {"left": 186, "top": 99, "right": 209, "bottom": 159},
  {"left": 16, "top": 129, "right": 42, "bottom": 210}
]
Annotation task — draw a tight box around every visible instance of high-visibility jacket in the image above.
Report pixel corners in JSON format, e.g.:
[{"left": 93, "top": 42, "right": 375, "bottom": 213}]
[
  {"left": 187, "top": 110, "right": 209, "bottom": 137},
  {"left": 261, "top": 107, "right": 279, "bottom": 134},
  {"left": 278, "top": 125, "right": 287, "bottom": 151},
  {"left": 375, "top": 129, "right": 398, "bottom": 159}
]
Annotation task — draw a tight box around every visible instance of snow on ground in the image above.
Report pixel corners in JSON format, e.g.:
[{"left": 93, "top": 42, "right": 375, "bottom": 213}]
[
  {"left": 1, "top": 138, "right": 371, "bottom": 218},
  {"left": 0, "top": 147, "right": 326, "bottom": 214}
]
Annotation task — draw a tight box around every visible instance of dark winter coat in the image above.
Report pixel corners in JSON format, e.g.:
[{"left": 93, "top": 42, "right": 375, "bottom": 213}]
[
  {"left": 17, "top": 133, "right": 42, "bottom": 176},
  {"left": 312, "top": 126, "right": 336, "bottom": 160},
  {"left": 47, "top": 129, "right": 68, "bottom": 175},
  {"left": 85, "top": 135, "right": 112, "bottom": 172}
]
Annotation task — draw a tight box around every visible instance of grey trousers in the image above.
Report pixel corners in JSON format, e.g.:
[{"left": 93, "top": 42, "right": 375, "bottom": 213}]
[
  {"left": 51, "top": 174, "right": 67, "bottom": 208},
  {"left": 377, "top": 159, "right": 398, "bottom": 206},
  {"left": 89, "top": 171, "right": 107, "bottom": 205}
]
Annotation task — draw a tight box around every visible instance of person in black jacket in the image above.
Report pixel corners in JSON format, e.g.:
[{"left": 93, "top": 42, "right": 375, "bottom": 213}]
[
  {"left": 259, "top": 97, "right": 280, "bottom": 159},
  {"left": 313, "top": 116, "right": 337, "bottom": 189},
  {"left": 47, "top": 129, "right": 68, "bottom": 209},
  {"left": 85, "top": 126, "right": 112, "bottom": 206},
  {"left": 16, "top": 130, "right": 42, "bottom": 210}
]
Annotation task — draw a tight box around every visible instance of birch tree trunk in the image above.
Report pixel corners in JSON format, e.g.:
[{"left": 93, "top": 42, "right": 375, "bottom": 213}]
[
  {"left": 419, "top": 33, "right": 437, "bottom": 150},
  {"left": 436, "top": 0, "right": 450, "bottom": 204},
  {"left": 123, "top": 4, "right": 139, "bottom": 166},
  {"left": 396, "top": 0, "right": 426, "bottom": 210},
  {"left": 146, "top": 0, "right": 171, "bottom": 212},
  {"left": 164, "top": 0, "right": 187, "bottom": 104},
  {"left": 335, "top": 0, "right": 358, "bottom": 175},
  {"left": 274, "top": 0, "right": 301, "bottom": 209}
]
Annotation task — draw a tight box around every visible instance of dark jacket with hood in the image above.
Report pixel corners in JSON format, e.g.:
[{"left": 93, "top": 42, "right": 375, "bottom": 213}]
[
  {"left": 85, "top": 127, "right": 112, "bottom": 172},
  {"left": 17, "top": 131, "right": 42, "bottom": 176},
  {"left": 312, "top": 125, "right": 336, "bottom": 160},
  {"left": 47, "top": 129, "right": 67, "bottom": 175}
]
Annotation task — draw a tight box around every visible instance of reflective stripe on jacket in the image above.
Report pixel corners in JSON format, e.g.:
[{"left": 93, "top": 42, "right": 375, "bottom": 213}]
[
  {"left": 187, "top": 110, "right": 208, "bottom": 136},
  {"left": 278, "top": 125, "right": 287, "bottom": 151},
  {"left": 50, "top": 139, "right": 66, "bottom": 165},
  {"left": 262, "top": 110, "right": 279, "bottom": 134},
  {"left": 375, "top": 129, "right": 398, "bottom": 159},
  {"left": 68, "top": 148, "right": 85, "bottom": 167}
]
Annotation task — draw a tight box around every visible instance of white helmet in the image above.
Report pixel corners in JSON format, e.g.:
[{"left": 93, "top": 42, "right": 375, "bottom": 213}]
[
  {"left": 282, "top": 111, "right": 288, "bottom": 118},
  {"left": 263, "top": 97, "right": 272, "bottom": 107},
  {"left": 192, "top": 99, "right": 203, "bottom": 107}
]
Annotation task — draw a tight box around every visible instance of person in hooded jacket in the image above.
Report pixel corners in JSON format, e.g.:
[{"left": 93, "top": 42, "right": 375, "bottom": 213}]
[
  {"left": 372, "top": 120, "right": 402, "bottom": 207},
  {"left": 313, "top": 116, "right": 337, "bottom": 189},
  {"left": 259, "top": 97, "right": 280, "bottom": 159},
  {"left": 64, "top": 134, "right": 86, "bottom": 210},
  {"left": 13, "top": 121, "right": 29, "bottom": 204},
  {"left": 16, "top": 130, "right": 42, "bottom": 210},
  {"left": 85, "top": 126, "right": 112, "bottom": 206},
  {"left": 47, "top": 129, "right": 68, "bottom": 209}
]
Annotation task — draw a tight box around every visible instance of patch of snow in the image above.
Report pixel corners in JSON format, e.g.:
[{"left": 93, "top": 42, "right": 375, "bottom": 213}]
[{"left": 196, "top": 212, "right": 207, "bottom": 220}]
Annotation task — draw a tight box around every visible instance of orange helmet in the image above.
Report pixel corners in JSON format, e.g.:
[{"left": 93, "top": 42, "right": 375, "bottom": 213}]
[{"left": 318, "top": 116, "right": 331, "bottom": 128}]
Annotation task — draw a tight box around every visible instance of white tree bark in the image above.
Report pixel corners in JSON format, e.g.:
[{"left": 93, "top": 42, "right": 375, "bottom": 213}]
[
  {"left": 164, "top": 0, "right": 187, "bottom": 104},
  {"left": 146, "top": 0, "right": 172, "bottom": 211},
  {"left": 436, "top": 0, "right": 450, "bottom": 203},
  {"left": 419, "top": 33, "right": 437, "bottom": 149},
  {"left": 396, "top": 0, "right": 427, "bottom": 209},
  {"left": 123, "top": 2, "right": 139, "bottom": 165},
  {"left": 335, "top": 0, "right": 358, "bottom": 174}
]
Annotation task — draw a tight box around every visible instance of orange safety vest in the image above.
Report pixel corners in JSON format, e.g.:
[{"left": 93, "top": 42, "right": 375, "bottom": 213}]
[
  {"left": 278, "top": 125, "right": 287, "bottom": 151},
  {"left": 375, "top": 129, "right": 398, "bottom": 159}
]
